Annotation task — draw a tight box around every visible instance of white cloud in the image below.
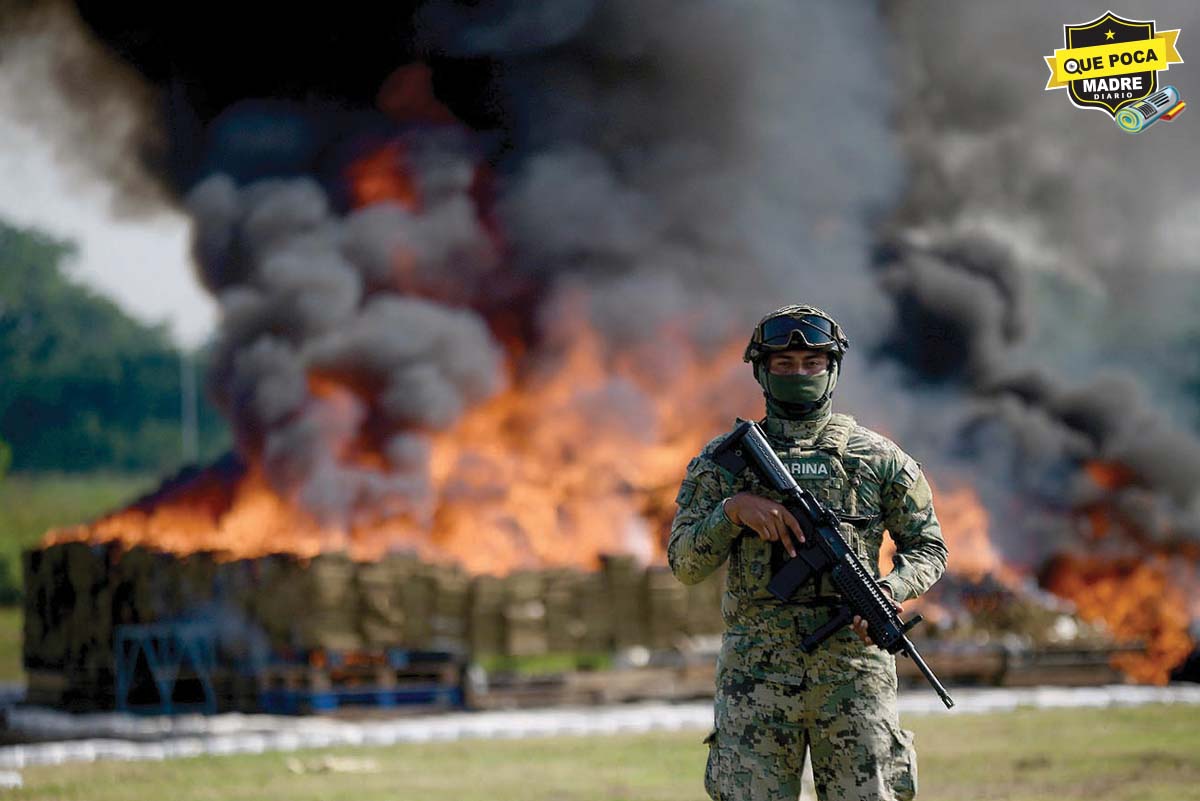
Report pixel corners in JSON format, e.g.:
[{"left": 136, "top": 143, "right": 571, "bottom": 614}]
[{"left": 0, "top": 109, "right": 215, "bottom": 348}]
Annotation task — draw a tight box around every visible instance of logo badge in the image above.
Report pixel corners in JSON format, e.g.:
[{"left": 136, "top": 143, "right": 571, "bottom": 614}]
[{"left": 1045, "top": 11, "right": 1185, "bottom": 132}]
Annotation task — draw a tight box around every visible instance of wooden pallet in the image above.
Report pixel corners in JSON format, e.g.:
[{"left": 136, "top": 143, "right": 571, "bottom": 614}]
[
  {"left": 468, "top": 662, "right": 717, "bottom": 710},
  {"left": 254, "top": 648, "right": 465, "bottom": 714},
  {"left": 24, "top": 670, "right": 118, "bottom": 712},
  {"left": 1000, "top": 646, "right": 1130, "bottom": 687},
  {"left": 895, "top": 647, "right": 1008, "bottom": 686},
  {"left": 895, "top": 643, "right": 1136, "bottom": 688},
  {"left": 259, "top": 684, "right": 462, "bottom": 715},
  {"left": 257, "top": 651, "right": 463, "bottom": 693},
  {"left": 466, "top": 674, "right": 590, "bottom": 710}
]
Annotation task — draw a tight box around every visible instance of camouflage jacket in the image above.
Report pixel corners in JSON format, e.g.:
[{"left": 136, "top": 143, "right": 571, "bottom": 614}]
[{"left": 668, "top": 412, "right": 947, "bottom": 684}]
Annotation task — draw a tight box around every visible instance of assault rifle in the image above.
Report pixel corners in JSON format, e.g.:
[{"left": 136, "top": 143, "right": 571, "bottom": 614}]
[{"left": 712, "top": 420, "right": 955, "bottom": 709}]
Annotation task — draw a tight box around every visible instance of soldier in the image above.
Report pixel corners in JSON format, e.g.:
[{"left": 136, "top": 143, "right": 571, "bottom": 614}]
[{"left": 669, "top": 305, "right": 948, "bottom": 801}]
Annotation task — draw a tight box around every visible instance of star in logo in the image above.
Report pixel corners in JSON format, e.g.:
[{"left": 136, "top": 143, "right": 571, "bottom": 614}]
[{"left": 1105, "top": 29, "right": 1116, "bottom": 40}]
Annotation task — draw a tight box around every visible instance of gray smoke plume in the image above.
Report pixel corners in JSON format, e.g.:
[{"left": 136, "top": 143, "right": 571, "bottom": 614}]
[
  {"left": 187, "top": 168, "right": 505, "bottom": 526},
  {"left": 881, "top": 0, "right": 1200, "bottom": 566},
  {"left": 40, "top": 0, "right": 1198, "bottom": 579},
  {"left": 0, "top": 0, "right": 170, "bottom": 214},
  {"left": 486, "top": 0, "right": 901, "bottom": 355},
  {"left": 181, "top": 0, "right": 904, "bottom": 531}
]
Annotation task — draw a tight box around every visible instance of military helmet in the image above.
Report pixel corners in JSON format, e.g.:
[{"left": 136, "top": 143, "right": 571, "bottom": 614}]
[{"left": 743, "top": 304, "right": 849, "bottom": 368}]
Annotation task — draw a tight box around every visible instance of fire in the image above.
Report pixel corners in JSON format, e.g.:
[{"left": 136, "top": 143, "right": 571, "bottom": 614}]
[
  {"left": 46, "top": 357, "right": 1024, "bottom": 583},
  {"left": 47, "top": 322, "right": 755, "bottom": 575},
  {"left": 1084, "top": 459, "right": 1137, "bottom": 491},
  {"left": 346, "top": 141, "right": 420, "bottom": 210},
  {"left": 881, "top": 477, "right": 1024, "bottom": 627},
  {"left": 929, "top": 480, "right": 1018, "bottom": 583},
  {"left": 45, "top": 464, "right": 339, "bottom": 559},
  {"left": 1041, "top": 554, "right": 1193, "bottom": 684},
  {"left": 413, "top": 329, "right": 751, "bottom": 574},
  {"left": 376, "top": 64, "right": 458, "bottom": 126},
  {"left": 46, "top": 59, "right": 768, "bottom": 577}
]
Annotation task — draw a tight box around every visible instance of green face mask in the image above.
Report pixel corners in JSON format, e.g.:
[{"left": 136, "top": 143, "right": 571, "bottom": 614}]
[
  {"left": 758, "top": 363, "right": 839, "bottom": 421},
  {"left": 763, "top": 369, "right": 835, "bottom": 404}
]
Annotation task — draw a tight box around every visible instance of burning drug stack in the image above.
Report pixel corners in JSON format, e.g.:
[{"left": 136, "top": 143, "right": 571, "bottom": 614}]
[{"left": 5, "top": 0, "right": 1200, "bottom": 703}]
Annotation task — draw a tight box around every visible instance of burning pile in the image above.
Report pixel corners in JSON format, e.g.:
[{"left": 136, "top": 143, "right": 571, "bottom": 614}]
[
  {"left": 1042, "top": 555, "right": 1194, "bottom": 684},
  {"left": 10, "top": 0, "right": 1200, "bottom": 699},
  {"left": 22, "top": 540, "right": 726, "bottom": 709}
]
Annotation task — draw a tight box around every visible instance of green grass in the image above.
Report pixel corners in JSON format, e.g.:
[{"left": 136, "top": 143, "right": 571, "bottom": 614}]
[
  {"left": 3, "top": 704, "right": 1198, "bottom": 800},
  {"left": 0, "top": 607, "right": 23, "bottom": 682},
  {"left": 914, "top": 703, "right": 1200, "bottom": 801},
  {"left": 0, "top": 472, "right": 155, "bottom": 589},
  {"left": 0, "top": 472, "right": 155, "bottom": 681},
  {"left": 477, "top": 651, "right": 614, "bottom": 676}
]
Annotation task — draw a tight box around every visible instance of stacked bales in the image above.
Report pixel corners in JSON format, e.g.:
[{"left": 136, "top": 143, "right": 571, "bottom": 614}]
[
  {"left": 23, "top": 542, "right": 729, "bottom": 708},
  {"left": 467, "top": 575, "right": 506, "bottom": 656}
]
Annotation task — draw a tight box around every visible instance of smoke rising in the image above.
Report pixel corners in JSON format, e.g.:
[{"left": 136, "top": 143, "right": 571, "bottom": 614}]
[
  {"left": 0, "top": 0, "right": 169, "bottom": 214},
  {"left": 163, "top": 0, "right": 904, "bottom": 530},
  {"left": 16, "top": 0, "right": 1199, "bottom": 596},
  {"left": 494, "top": 0, "right": 900, "bottom": 345},
  {"left": 881, "top": 0, "right": 1200, "bottom": 566},
  {"left": 188, "top": 172, "right": 505, "bottom": 524}
]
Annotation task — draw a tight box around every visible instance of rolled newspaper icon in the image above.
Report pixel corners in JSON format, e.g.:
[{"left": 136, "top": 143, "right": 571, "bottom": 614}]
[{"left": 1116, "top": 85, "right": 1183, "bottom": 133}]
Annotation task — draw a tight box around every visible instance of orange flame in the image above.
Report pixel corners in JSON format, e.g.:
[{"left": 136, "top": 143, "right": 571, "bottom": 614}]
[
  {"left": 46, "top": 464, "right": 338, "bottom": 559},
  {"left": 47, "top": 322, "right": 756, "bottom": 575},
  {"left": 877, "top": 472, "right": 1022, "bottom": 586},
  {"left": 1084, "top": 460, "right": 1137, "bottom": 491},
  {"left": 376, "top": 64, "right": 458, "bottom": 126},
  {"left": 42, "top": 310, "right": 1198, "bottom": 685},
  {"left": 346, "top": 141, "right": 420, "bottom": 210},
  {"left": 1042, "top": 554, "right": 1193, "bottom": 684},
  {"left": 935, "top": 480, "right": 1017, "bottom": 583}
]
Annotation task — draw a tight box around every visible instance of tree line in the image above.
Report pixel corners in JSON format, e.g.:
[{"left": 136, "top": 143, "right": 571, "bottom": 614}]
[{"left": 0, "top": 220, "right": 228, "bottom": 475}]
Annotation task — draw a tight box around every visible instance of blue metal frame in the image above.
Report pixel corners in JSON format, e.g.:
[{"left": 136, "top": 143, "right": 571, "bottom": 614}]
[{"left": 114, "top": 622, "right": 217, "bottom": 715}]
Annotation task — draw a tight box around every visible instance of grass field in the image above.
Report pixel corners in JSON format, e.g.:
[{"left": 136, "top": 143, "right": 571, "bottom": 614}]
[
  {"left": 0, "top": 473, "right": 155, "bottom": 559},
  {"left": 4, "top": 704, "right": 1197, "bottom": 801},
  {"left": 0, "top": 607, "right": 22, "bottom": 682},
  {"left": 0, "top": 473, "right": 155, "bottom": 681}
]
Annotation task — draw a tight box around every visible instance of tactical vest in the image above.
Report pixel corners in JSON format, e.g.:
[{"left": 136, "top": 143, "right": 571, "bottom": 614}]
[{"left": 724, "top": 413, "right": 887, "bottom": 610}]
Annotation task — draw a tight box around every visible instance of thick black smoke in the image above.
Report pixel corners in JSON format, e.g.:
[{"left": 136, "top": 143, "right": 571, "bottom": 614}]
[
  {"left": 46, "top": 0, "right": 898, "bottom": 530},
  {"left": 879, "top": 1, "right": 1200, "bottom": 569},
  {"left": 19, "top": 0, "right": 1199, "bottom": 592}
]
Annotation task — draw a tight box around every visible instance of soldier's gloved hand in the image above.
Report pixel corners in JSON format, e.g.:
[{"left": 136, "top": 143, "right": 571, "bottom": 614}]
[
  {"left": 851, "top": 585, "right": 903, "bottom": 646},
  {"left": 723, "top": 492, "right": 804, "bottom": 557}
]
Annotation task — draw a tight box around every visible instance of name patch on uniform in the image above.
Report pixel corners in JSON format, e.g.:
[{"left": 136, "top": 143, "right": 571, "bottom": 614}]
[{"left": 783, "top": 459, "right": 832, "bottom": 479}]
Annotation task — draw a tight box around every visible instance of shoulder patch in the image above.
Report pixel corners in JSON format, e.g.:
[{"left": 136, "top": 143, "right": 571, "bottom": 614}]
[
  {"left": 675, "top": 479, "right": 699, "bottom": 508},
  {"left": 907, "top": 475, "right": 933, "bottom": 509}
]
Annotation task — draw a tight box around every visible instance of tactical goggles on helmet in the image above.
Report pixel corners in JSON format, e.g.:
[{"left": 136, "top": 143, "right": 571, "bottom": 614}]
[{"left": 756, "top": 313, "right": 842, "bottom": 351}]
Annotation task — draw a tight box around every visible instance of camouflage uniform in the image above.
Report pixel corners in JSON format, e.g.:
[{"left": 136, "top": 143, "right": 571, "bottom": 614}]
[{"left": 670, "top": 412, "right": 947, "bottom": 801}]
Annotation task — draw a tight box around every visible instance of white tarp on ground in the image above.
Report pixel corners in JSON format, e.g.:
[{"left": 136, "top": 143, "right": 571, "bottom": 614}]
[{"left": 2, "top": 683, "right": 1200, "bottom": 769}]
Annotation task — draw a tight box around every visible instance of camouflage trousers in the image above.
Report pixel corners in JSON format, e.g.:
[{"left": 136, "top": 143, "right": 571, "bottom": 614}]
[{"left": 704, "top": 630, "right": 917, "bottom": 801}]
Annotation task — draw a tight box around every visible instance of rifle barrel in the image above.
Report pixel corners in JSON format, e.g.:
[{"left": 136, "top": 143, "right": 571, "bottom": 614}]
[{"left": 902, "top": 636, "right": 955, "bottom": 709}]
